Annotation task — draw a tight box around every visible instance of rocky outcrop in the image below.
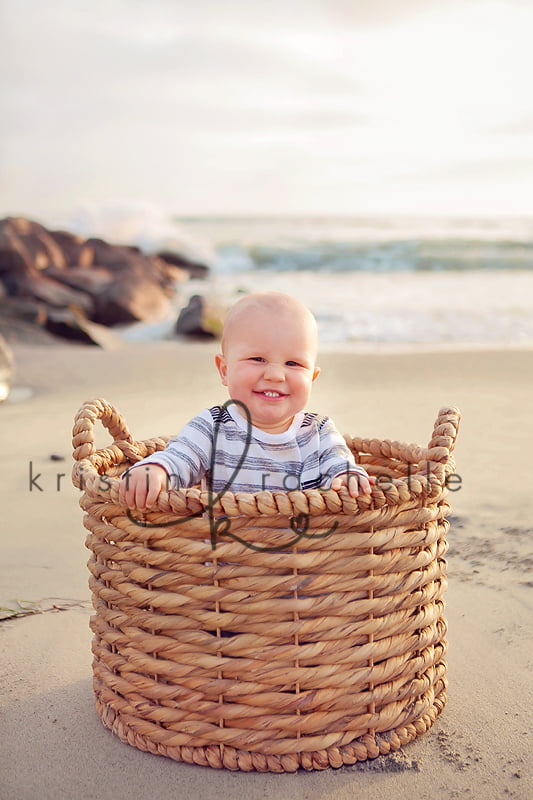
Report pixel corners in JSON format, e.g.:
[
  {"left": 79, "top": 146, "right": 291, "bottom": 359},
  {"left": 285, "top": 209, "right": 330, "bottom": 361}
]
[
  {"left": 0, "top": 217, "right": 210, "bottom": 345},
  {"left": 176, "top": 294, "right": 227, "bottom": 338}
]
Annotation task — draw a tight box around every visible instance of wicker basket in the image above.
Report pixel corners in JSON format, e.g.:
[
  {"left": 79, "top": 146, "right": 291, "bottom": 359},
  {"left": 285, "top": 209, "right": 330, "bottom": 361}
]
[{"left": 72, "top": 399, "right": 460, "bottom": 773}]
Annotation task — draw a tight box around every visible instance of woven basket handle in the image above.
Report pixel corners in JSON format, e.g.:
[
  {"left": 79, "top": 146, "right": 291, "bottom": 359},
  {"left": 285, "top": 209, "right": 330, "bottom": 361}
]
[
  {"left": 426, "top": 406, "right": 461, "bottom": 467},
  {"left": 72, "top": 398, "right": 135, "bottom": 462}
]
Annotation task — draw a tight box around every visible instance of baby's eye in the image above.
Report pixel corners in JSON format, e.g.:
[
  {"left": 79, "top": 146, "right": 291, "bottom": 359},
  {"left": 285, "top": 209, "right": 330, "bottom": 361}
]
[
  {"left": 249, "top": 356, "right": 265, "bottom": 362},
  {"left": 286, "top": 360, "right": 303, "bottom": 367}
]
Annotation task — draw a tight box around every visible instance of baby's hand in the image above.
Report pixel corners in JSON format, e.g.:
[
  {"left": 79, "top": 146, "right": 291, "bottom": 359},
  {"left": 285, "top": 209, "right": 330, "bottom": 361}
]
[
  {"left": 331, "top": 471, "right": 375, "bottom": 498},
  {"left": 119, "top": 463, "right": 169, "bottom": 509}
]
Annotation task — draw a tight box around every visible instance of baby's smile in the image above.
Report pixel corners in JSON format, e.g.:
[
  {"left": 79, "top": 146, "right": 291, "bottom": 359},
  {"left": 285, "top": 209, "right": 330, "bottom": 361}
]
[{"left": 255, "top": 389, "right": 288, "bottom": 398}]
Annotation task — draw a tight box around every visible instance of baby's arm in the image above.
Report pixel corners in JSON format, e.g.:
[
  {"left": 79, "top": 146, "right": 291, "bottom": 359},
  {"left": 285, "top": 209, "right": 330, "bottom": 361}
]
[
  {"left": 318, "top": 416, "right": 374, "bottom": 498},
  {"left": 119, "top": 463, "right": 169, "bottom": 509},
  {"left": 118, "top": 409, "right": 214, "bottom": 509}
]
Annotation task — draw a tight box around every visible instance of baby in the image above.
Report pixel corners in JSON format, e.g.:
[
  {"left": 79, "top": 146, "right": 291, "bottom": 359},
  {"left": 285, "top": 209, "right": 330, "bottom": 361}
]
[{"left": 119, "top": 291, "right": 372, "bottom": 508}]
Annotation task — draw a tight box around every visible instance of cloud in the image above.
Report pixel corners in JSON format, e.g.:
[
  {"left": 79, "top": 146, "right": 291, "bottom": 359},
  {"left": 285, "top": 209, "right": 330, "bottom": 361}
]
[
  {"left": 2, "top": 0, "right": 533, "bottom": 216},
  {"left": 0, "top": 2, "right": 366, "bottom": 162},
  {"left": 0, "top": 4, "right": 363, "bottom": 122}
]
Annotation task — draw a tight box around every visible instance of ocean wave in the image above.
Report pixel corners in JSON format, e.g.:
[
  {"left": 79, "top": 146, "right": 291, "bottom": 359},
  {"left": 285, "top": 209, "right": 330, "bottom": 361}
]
[
  {"left": 53, "top": 206, "right": 533, "bottom": 274},
  {"left": 215, "top": 238, "right": 533, "bottom": 274}
]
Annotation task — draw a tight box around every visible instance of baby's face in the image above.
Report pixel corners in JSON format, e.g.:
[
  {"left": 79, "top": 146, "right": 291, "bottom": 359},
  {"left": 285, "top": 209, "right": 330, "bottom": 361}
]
[{"left": 215, "top": 305, "right": 320, "bottom": 433}]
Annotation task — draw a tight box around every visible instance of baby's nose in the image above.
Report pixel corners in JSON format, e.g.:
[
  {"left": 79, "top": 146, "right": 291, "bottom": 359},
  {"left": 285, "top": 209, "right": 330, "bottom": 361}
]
[{"left": 264, "top": 362, "right": 285, "bottom": 380}]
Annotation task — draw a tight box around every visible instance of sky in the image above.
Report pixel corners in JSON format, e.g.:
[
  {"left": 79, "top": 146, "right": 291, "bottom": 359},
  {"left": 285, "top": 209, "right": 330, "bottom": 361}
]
[{"left": 2, "top": 0, "right": 533, "bottom": 221}]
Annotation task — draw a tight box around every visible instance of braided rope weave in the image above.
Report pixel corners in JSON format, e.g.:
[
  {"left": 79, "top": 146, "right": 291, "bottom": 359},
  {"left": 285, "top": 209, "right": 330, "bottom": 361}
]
[{"left": 72, "top": 400, "right": 460, "bottom": 772}]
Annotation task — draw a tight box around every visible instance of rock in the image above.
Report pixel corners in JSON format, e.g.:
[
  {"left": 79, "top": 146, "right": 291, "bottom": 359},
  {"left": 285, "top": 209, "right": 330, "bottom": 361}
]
[
  {"left": 0, "top": 318, "right": 57, "bottom": 346},
  {"left": 91, "top": 267, "right": 172, "bottom": 326},
  {"left": 43, "top": 265, "right": 113, "bottom": 297},
  {"left": 85, "top": 238, "right": 142, "bottom": 272},
  {"left": 79, "top": 239, "right": 183, "bottom": 324},
  {"left": 44, "top": 308, "right": 123, "bottom": 348},
  {"left": 0, "top": 229, "right": 40, "bottom": 296},
  {"left": 0, "top": 297, "right": 48, "bottom": 325},
  {"left": 0, "top": 216, "right": 198, "bottom": 335},
  {"left": 176, "top": 294, "right": 227, "bottom": 339},
  {"left": 20, "top": 271, "right": 94, "bottom": 314},
  {"left": 0, "top": 218, "right": 76, "bottom": 302},
  {"left": 0, "top": 217, "right": 66, "bottom": 271},
  {"left": 157, "top": 250, "right": 210, "bottom": 279},
  {"left": 0, "top": 333, "right": 14, "bottom": 402},
  {"left": 46, "top": 230, "right": 94, "bottom": 267}
]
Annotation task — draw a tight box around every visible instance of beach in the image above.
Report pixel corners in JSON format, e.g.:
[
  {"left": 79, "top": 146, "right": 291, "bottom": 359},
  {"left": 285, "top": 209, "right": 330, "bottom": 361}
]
[
  {"left": 4, "top": 0, "right": 533, "bottom": 791},
  {"left": 1, "top": 338, "right": 532, "bottom": 800}
]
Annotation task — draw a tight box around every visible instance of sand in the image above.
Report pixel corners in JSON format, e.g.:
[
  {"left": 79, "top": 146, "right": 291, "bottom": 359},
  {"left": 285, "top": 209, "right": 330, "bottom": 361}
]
[{"left": 0, "top": 339, "right": 532, "bottom": 800}]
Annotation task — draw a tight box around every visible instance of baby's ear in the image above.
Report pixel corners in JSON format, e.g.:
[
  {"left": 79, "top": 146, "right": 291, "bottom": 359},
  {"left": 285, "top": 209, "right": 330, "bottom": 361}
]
[
  {"left": 312, "top": 366, "right": 321, "bottom": 382},
  {"left": 215, "top": 353, "right": 228, "bottom": 385}
]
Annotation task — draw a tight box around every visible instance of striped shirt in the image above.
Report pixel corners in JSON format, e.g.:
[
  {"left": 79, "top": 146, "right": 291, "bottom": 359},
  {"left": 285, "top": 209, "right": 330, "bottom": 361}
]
[{"left": 139, "top": 402, "right": 367, "bottom": 493}]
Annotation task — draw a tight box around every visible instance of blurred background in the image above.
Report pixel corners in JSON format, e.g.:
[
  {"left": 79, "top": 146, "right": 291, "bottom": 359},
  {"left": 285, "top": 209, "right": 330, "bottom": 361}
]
[{"left": 1, "top": 0, "right": 533, "bottom": 350}]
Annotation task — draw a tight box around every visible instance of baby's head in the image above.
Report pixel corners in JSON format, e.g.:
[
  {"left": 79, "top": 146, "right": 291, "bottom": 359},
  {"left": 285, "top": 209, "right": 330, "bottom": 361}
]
[{"left": 215, "top": 292, "right": 320, "bottom": 433}]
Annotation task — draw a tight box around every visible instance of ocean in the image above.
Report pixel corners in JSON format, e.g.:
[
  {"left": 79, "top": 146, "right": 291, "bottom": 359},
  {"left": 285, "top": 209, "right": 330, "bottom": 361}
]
[{"left": 69, "top": 211, "right": 533, "bottom": 351}]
